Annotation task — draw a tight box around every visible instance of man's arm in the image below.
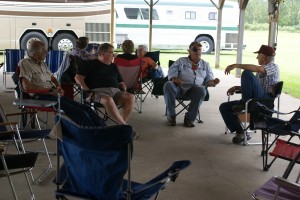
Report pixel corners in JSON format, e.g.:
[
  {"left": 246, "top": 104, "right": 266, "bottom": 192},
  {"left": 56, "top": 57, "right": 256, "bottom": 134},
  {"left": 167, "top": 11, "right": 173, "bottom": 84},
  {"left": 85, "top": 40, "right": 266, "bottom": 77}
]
[
  {"left": 50, "top": 75, "right": 64, "bottom": 95},
  {"left": 74, "top": 74, "right": 89, "bottom": 91},
  {"left": 21, "top": 77, "right": 46, "bottom": 91},
  {"left": 225, "top": 64, "right": 266, "bottom": 75}
]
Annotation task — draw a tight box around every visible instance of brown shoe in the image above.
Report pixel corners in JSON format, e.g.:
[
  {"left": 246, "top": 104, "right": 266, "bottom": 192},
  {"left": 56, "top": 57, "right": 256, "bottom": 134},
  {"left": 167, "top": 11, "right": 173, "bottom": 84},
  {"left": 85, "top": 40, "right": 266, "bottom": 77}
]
[
  {"left": 167, "top": 116, "right": 176, "bottom": 126},
  {"left": 184, "top": 117, "right": 195, "bottom": 127}
]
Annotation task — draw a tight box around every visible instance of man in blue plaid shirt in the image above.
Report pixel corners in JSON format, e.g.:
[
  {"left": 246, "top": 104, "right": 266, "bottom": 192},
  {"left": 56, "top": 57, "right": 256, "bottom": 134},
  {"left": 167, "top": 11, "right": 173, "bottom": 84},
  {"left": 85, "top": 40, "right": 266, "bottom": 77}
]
[{"left": 219, "top": 45, "right": 280, "bottom": 144}]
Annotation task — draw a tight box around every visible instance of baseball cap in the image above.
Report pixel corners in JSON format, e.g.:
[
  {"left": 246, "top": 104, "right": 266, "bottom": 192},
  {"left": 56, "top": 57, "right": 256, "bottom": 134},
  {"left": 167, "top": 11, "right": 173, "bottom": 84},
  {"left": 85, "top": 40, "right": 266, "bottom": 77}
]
[{"left": 254, "top": 45, "right": 276, "bottom": 56}]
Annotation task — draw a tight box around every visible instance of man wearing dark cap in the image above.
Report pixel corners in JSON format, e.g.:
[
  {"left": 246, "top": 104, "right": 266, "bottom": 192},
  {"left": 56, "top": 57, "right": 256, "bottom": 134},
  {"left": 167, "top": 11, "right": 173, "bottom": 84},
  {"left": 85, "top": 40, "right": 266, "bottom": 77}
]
[
  {"left": 219, "top": 44, "right": 280, "bottom": 144},
  {"left": 164, "top": 41, "right": 220, "bottom": 127}
]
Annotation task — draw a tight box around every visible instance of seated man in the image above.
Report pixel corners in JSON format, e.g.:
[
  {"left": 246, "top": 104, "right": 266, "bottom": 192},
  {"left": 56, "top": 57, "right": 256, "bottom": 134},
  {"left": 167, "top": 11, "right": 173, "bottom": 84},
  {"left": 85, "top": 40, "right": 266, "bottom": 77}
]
[
  {"left": 219, "top": 45, "right": 280, "bottom": 144},
  {"left": 164, "top": 41, "right": 220, "bottom": 127},
  {"left": 19, "top": 40, "right": 64, "bottom": 97},
  {"left": 75, "top": 43, "right": 135, "bottom": 126}
]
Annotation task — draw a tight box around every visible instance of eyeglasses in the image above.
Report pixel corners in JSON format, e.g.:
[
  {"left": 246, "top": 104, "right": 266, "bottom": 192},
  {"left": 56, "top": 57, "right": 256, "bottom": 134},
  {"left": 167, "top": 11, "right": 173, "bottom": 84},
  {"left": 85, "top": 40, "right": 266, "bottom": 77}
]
[
  {"left": 105, "top": 51, "right": 114, "bottom": 54},
  {"left": 191, "top": 46, "right": 202, "bottom": 52}
]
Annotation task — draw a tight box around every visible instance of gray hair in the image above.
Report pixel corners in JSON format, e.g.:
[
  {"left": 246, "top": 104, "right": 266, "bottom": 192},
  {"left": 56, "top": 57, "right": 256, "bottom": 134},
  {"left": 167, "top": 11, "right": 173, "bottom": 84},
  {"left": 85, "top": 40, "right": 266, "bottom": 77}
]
[
  {"left": 27, "top": 41, "right": 46, "bottom": 57},
  {"left": 138, "top": 44, "right": 148, "bottom": 52},
  {"left": 266, "top": 55, "right": 274, "bottom": 63}
]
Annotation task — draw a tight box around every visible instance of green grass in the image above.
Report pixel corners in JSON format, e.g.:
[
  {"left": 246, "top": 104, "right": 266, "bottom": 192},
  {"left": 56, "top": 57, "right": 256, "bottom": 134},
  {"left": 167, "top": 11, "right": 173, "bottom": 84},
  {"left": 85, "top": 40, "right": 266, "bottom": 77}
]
[{"left": 158, "top": 31, "right": 300, "bottom": 99}]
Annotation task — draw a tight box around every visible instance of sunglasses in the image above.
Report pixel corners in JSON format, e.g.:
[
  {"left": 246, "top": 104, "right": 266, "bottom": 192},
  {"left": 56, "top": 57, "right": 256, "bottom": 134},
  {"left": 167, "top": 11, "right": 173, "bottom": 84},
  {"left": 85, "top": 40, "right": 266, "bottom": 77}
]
[{"left": 191, "top": 46, "right": 202, "bottom": 52}]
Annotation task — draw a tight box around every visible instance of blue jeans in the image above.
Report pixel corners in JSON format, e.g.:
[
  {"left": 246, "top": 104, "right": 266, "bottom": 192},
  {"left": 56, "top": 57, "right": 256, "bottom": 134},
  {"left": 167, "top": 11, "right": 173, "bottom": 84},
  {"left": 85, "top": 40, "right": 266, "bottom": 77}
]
[
  {"left": 241, "top": 70, "right": 269, "bottom": 101},
  {"left": 163, "top": 81, "right": 206, "bottom": 121},
  {"left": 219, "top": 70, "right": 272, "bottom": 133}
]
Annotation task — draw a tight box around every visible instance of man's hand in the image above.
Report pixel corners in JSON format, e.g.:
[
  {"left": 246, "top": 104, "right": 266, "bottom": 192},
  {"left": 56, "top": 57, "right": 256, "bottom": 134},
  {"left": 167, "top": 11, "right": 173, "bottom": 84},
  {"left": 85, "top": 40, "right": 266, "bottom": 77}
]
[
  {"left": 225, "top": 64, "right": 237, "bottom": 75},
  {"left": 56, "top": 86, "right": 64, "bottom": 96},
  {"left": 206, "top": 78, "right": 220, "bottom": 87},
  {"left": 172, "top": 77, "right": 183, "bottom": 87}
]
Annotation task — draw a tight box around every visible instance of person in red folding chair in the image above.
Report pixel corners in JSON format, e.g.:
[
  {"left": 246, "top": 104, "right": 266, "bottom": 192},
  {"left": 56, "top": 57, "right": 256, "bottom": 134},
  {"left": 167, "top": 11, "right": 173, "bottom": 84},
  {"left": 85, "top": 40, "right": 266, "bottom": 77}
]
[
  {"left": 116, "top": 39, "right": 138, "bottom": 60},
  {"left": 75, "top": 43, "right": 136, "bottom": 126},
  {"left": 19, "top": 40, "right": 64, "bottom": 97}
]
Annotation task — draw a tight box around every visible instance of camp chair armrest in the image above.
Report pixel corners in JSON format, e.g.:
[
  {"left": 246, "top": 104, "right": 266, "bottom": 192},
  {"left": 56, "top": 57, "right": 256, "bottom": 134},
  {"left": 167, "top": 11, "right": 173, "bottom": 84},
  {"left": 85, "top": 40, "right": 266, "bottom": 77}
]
[
  {"left": 5, "top": 111, "right": 38, "bottom": 117},
  {"left": 24, "top": 89, "right": 51, "bottom": 93},
  {"left": 235, "top": 89, "right": 242, "bottom": 94},
  {"left": 275, "top": 176, "right": 300, "bottom": 190},
  {"left": 0, "top": 121, "right": 18, "bottom": 126}
]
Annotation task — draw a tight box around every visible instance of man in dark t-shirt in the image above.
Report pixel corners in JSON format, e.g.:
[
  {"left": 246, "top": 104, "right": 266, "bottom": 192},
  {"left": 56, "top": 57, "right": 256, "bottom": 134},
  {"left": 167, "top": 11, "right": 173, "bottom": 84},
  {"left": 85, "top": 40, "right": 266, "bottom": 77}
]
[{"left": 75, "top": 43, "right": 135, "bottom": 125}]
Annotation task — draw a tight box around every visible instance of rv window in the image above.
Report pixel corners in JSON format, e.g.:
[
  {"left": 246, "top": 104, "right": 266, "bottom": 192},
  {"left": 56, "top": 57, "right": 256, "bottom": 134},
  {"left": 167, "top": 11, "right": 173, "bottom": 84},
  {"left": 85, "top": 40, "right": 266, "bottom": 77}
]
[
  {"left": 185, "top": 11, "right": 196, "bottom": 20},
  {"left": 208, "top": 12, "right": 217, "bottom": 20},
  {"left": 124, "top": 8, "right": 140, "bottom": 19},
  {"left": 124, "top": 8, "right": 159, "bottom": 20},
  {"left": 140, "top": 8, "right": 159, "bottom": 20}
]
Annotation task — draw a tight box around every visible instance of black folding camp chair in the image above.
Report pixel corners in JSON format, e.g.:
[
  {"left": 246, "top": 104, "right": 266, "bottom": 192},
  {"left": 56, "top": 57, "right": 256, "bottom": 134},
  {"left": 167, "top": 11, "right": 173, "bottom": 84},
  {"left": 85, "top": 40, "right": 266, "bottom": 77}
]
[
  {"left": 0, "top": 104, "right": 53, "bottom": 184},
  {"left": 141, "top": 51, "right": 162, "bottom": 101},
  {"left": 163, "top": 60, "right": 209, "bottom": 123},
  {"left": 0, "top": 145, "right": 38, "bottom": 200},
  {"left": 251, "top": 103, "right": 300, "bottom": 171},
  {"left": 225, "top": 81, "right": 284, "bottom": 145}
]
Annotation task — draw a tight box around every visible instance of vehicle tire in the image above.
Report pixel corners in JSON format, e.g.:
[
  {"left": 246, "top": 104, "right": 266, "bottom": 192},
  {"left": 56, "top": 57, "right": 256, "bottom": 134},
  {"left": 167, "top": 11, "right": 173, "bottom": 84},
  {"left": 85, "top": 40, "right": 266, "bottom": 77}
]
[
  {"left": 52, "top": 33, "right": 77, "bottom": 51},
  {"left": 196, "top": 36, "right": 214, "bottom": 54},
  {"left": 20, "top": 32, "right": 48, "bottom": 50}
]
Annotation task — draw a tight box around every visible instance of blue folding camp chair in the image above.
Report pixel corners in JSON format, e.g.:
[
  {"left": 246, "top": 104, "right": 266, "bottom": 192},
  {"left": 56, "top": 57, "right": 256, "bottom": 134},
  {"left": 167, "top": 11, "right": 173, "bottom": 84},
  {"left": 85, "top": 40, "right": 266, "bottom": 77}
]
[
  {"left": 54, "top": 114, "right": 191, "bottom": 200},
  {"left": 3, "top": 49, "right": 25, "bottom": 91},
  {"left": 46, "top": 50, "right": 64, "bottom": 74}
]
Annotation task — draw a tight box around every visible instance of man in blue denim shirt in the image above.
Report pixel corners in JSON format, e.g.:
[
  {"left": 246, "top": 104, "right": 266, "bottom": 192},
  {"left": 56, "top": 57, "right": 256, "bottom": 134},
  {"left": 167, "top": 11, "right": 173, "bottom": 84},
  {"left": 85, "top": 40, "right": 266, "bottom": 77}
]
[
  {"left": 164, "top": 41, "right": 220, "bottom": 127},
  {"left": 219, "top": 45, "right": 280, "bottom": 144}
]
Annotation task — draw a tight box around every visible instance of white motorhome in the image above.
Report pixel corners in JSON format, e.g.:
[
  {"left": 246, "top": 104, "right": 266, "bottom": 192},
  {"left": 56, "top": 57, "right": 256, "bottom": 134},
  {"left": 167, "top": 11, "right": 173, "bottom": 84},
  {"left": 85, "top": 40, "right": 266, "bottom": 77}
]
[
  {"left": 0, "top": 0, "right": 239, "bottom": 54},
  {"left": 0, "top": 0, "right": 111, "bottom": 51},
  {"left": 115, "top": 0, "right": 240, "bottom": 54}
]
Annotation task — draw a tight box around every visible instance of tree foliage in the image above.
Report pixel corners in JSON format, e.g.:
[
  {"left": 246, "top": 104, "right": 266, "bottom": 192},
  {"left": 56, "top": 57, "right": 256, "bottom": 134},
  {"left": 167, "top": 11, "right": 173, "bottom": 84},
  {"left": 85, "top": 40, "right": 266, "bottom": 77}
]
[{"left": 245, "top": 0, "right": 300, "bottom": 29}]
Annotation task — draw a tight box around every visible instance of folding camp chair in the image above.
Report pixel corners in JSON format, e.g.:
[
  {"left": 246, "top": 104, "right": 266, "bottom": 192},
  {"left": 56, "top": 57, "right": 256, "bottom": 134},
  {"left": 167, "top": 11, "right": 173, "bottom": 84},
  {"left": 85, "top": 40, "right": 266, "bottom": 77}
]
[
  {"left": 45, "top": 50, "right": 64, "bottom": 74},
  {"left": 11, "top": 60, "right": 59, "bottom": 129},
  {"left": 166, "top": 60, "right": 209, "bottom": 123},
  {"left": 225, "top": 81, "right": 284, "bottom": 145},
  {"left": 252, "top": 151, "right": 300, "bottom": 199},
  {"left": 251, "top": 103, "right": 300, "bottom": 171},
  {"left": 114, "top": 57, "right": 143, "bottom": 113},
  {"left": 0, "top": 145, "right": 38, "bottom": 200},
  {"left": 3, "top": 49, "right": 25, "bottom": 91},
  {"left": 0, "top": 104, "right": 53, "bottom": 184},
  {"left": 141, "top": 51, "right": 161, "bottom": 102},
  {"left": 53, "top": 114, "right": 191, "bottom": 200}
]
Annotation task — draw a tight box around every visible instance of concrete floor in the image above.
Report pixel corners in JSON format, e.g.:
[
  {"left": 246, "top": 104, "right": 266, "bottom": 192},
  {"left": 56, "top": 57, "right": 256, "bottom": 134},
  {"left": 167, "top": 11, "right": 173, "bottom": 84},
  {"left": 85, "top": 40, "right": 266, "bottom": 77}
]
[{"left": 1, "top": 69, "right": 300, "bottom": 200}]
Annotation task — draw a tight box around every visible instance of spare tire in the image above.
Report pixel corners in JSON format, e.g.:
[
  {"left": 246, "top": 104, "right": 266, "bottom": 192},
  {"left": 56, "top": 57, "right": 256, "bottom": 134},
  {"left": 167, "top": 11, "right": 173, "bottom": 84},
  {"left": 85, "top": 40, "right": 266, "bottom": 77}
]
[{"left": 195, "top": 36, "right": 214, "bottom": 54}]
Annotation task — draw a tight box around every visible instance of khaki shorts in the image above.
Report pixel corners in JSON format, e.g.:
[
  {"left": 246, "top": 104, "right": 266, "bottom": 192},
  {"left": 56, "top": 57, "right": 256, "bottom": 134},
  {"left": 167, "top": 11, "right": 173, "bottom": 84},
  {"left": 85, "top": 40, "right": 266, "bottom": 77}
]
[{"left": 88, "top": 87, "right": 123, "bottom": 103}]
